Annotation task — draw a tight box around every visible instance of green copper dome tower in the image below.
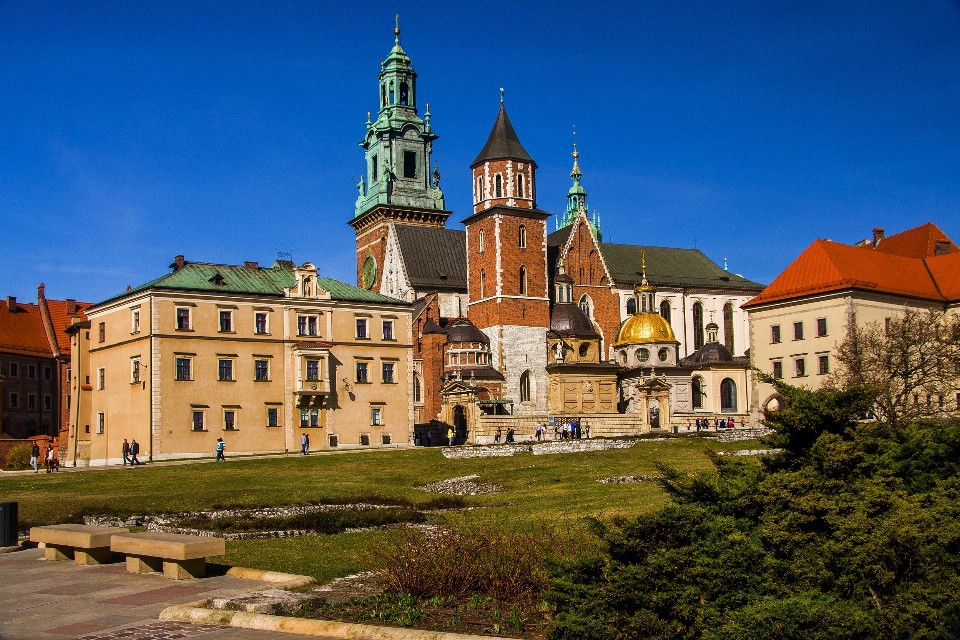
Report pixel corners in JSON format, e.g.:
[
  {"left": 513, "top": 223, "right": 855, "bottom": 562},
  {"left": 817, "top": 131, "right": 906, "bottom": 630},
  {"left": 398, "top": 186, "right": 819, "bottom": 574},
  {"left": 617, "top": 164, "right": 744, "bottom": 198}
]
[{"left": 556, "top": 135, "right": 601, "bottom": 241}]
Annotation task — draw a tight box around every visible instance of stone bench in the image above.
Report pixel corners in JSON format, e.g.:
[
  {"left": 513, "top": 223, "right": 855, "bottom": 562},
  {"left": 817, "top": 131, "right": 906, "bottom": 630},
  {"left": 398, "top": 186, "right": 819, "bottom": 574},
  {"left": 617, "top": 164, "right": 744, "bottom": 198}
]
[
  {"left": 30, "top": 524, "right": 130, "bottom": 565},
  {"left": 110, "top": 532, "right": 225, "bottom": 580}
]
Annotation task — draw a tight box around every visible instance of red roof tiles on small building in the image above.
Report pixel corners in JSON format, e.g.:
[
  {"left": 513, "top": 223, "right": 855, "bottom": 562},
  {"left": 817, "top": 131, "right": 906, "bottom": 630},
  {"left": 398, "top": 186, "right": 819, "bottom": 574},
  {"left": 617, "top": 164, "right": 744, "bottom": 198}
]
[{"left": 874, "top": 223, "right": 958, "bottom": 259}]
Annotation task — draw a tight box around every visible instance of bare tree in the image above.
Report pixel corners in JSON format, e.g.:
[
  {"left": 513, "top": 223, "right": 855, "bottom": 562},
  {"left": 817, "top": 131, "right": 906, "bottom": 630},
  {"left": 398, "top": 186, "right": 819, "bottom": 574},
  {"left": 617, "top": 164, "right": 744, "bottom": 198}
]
[{"left": 829, "top": 307, "right": 960, "bottom": 426}]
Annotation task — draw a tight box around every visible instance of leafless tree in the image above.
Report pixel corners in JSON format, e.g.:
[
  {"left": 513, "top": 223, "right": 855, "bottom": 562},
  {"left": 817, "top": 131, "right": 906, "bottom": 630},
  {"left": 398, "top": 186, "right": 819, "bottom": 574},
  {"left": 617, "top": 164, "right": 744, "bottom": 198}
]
[{"left": 828, "top": 307, "right": 960, "bottom": 426}]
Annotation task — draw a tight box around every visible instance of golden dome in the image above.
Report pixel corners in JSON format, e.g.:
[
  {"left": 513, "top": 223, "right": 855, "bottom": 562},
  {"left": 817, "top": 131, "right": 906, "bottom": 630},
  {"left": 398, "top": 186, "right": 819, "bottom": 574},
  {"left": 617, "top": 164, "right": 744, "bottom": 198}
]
[{"left": 615, "top": 312, "right": 677, "bottom": 346}]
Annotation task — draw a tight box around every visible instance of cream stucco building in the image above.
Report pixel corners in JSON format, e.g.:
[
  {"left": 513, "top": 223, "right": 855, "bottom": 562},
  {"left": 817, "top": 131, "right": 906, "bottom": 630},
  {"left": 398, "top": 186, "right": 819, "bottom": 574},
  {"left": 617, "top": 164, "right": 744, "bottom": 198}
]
[{"left": 65, "top": 257, "right": 413, "bottom": 466}]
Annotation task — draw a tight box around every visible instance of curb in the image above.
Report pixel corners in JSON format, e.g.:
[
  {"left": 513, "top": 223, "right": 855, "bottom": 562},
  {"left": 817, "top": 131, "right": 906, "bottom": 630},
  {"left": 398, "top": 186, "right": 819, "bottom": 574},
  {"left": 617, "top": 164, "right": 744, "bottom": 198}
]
[
  {"left": 160, "top": 604, "right": 502, "bottom": 640},
  {"left": 225, "top": 566, "right": 316, "bottom": 589}
]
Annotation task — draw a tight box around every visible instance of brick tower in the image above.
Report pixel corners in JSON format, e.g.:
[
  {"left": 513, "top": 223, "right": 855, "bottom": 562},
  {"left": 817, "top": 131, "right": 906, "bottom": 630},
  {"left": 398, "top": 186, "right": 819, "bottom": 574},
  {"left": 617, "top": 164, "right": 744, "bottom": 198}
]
[
  {"left": 464, "top": 97, "right": 550, "bottom": 413},
  {"left": 348, "top": 20, "right": 450, "bottom": 293}
]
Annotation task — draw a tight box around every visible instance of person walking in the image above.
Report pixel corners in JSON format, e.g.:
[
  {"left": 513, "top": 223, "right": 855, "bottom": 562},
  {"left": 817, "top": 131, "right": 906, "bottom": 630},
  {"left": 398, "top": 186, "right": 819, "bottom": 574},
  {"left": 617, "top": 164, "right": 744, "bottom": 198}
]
[
  {"left": 45, "top": 446, "right": 55, "bottom": 472},
  {"left": 301, "top": 432, "right": 309, "bottom": 455},
  {"left": 215, "top": 437, "right": 226, "bottom": 461},
  {"left": 426, "top": 430, "right": 432, "bottom": 447},
  {"left": 30, "top": 441, "right": 39, "bottom": 473},
  {"left": 129, "top": 439, "right": 140, "bottom": 465},
  {"left": 495, "top": 427, "right": 502, "bottom": 444},
  {"left": 584, "top": 422, "right": 591, "bottom": 439},
  {"left": 122, "top": 439, "right": 130, "bottom": 466},
  {"left": 446, "top": 427, "right": 454, "bottom": 447}
]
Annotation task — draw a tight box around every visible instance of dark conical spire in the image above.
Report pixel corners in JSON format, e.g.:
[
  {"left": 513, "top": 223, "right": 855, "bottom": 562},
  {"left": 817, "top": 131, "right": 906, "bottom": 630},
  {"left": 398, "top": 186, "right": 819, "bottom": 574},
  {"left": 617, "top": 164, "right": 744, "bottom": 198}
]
[{"left": 471, "top": 102, "right": 536, "bottom": 168}]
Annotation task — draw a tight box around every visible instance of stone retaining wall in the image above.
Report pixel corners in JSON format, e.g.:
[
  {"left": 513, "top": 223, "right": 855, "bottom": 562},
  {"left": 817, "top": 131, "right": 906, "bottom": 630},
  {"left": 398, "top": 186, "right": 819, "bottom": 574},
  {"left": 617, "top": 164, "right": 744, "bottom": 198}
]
[
  {"left": 474, "top": 414, "right": 646, "bottom": 444},
  {"left": 442, "top": 437, "right": 645, "bottom": 459}
]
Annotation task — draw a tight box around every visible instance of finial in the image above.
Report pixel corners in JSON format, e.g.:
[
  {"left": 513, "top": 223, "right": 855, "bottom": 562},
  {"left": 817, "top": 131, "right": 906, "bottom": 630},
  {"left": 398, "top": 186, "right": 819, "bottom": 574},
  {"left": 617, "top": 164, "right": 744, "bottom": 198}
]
[
  {"left": 572, "top": 125, "right": 578, "bottom": 159},
  {"left": 500, "top": 87, "right": 504, "bottom": 104},
  {"left": 641, "top": 248, "right": 647, "bottom": 278},
  {"left": 394, "top": 14, "right": 400, "bottom": 43},
  {"left": 366, "top": 111, "right": 371, "bottom": 123},
  {"left": 723, "top": 257, "right": 728, "bottom": 271}
]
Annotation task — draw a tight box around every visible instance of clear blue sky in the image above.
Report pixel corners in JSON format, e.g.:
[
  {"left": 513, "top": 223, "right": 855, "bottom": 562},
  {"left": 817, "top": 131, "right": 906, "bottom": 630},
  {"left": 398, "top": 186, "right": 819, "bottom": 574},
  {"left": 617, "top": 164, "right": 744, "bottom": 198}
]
[{"left": 2, "top": 1, "right": 959, "bottom": 303}]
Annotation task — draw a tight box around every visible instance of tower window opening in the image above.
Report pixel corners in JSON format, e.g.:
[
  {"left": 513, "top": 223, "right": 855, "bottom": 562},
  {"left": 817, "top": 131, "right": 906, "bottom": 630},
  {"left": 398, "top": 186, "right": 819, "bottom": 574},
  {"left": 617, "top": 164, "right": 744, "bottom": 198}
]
[
  {"left": 478, "top": 228, "right": 485, "bottom": 253},
  {"left": 480, "top": 269, "right": 485, "bottom": 298},
  {"left": 641, "top": 293, "right": 647, "bottom": 313},
  {"left": 518, "top": 173, "right": 525, "bottom": 198},
  {"left": 399, "top": 82, "right": 409, "bottom": 105},
  {"left": 660, "top": 300, "right": 671, "bottom": 326},
  {"left": 518, "top": 225, "right": 527, "bottom": 248},
  {"left": 693, "top": 302, "right": 705, "bottom": 350},
  {"left": 476, "top": 176, "right": 483, "bottom": 202},
  {"left": 495, "top": 174, "right": 503, "bottom": 198},
  {"left": 403, "top": 151, "right": 417, "bottom": 178},
  {"left": 380, "top": 84, "right": 386, "bottom": 107},
  {"left": 519, "top": 267, "right": 527, "bottom": 295},
  {"left": 372, "top": 154, "right": 378, "bottom": 182},
  {"left": 626, "top": 298, "right": 636, "bottom": 315},
  {"left": 389, "top": 82, "right": 395, "bottom": 104}
]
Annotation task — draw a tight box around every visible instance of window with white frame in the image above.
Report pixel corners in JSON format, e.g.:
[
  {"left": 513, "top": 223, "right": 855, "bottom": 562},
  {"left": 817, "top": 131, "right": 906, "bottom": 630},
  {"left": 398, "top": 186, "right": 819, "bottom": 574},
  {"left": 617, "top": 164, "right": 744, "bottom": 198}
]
[
  {"left": 176, "top": 307, "right": 190, "bottom": 330},
  {"left": 254, "top": 359, "right": 269, "bottom": 382},
  {"left": 305, "top": 359, "right": 320, "bottom": 381},
  {"left": 97, "top": 368, "right": 105, "bottom": 390},
  {"left": 219, "top": 310, "right": 233, "bottom": 332},
  {"left": 131, "top": 358, "right": 141, "bottom": 384},
  {"left": 175, "top": 357, "right": 192, "bottom": 381},
  {"left": 131, "top": 308, "right": 140, "bottom": 333},
  {"left": 382, "top": 320, "right": 394, "bottom": 340},
  {"left": 192, "top": 410, "right": 205, "bottom": 431},
  {"left": 297, "top": 314, "right": 318, "bottom": 336},
  {"left": 371, "top": 407, "right": 383, "bottom": 426},
  {"left": 218, "top": 359, "right": 234, "bottom": 381},
  {"left": 356, "top": 318, "right": 368, "bottom": 339},
  {"left": 255, "top": 312, "right": 268, "bottom": 334},
  {"left": 382, "top": 362, "right": 395, "bottom": 383},
  {"left": 97, "top": 412, "right": 105, "bottom": 434},
  {"left": 223, "top": 409, "right": 237, "bottom": 431}
]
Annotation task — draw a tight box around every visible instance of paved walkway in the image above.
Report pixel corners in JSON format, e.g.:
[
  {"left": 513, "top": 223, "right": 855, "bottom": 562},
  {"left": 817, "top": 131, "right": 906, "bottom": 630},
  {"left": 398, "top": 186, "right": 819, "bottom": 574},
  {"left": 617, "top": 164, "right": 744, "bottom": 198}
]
[{"left": 0, "top": 547, "right": 333, "bottom": 640}]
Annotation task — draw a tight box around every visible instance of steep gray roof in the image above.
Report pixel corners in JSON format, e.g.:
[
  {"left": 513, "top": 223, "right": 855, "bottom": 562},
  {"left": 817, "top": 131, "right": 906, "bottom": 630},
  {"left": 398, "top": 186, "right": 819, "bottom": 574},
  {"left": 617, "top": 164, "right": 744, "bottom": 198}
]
[
  {"left": 395, "top": 225, "right": 468, "bottom": 291},
  {"left": 599, "top": 244, "right": 765, "bottom": 291},
  {"left": 471, "top": 104, "right": 536, "bottom": 168}
]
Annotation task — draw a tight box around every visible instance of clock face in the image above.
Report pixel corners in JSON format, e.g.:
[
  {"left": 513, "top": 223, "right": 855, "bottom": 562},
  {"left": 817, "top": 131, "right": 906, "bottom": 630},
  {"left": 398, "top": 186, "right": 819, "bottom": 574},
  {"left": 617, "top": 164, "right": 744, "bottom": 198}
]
[{"left": 362, "top": 255, "right": 377, "bottom": 290}]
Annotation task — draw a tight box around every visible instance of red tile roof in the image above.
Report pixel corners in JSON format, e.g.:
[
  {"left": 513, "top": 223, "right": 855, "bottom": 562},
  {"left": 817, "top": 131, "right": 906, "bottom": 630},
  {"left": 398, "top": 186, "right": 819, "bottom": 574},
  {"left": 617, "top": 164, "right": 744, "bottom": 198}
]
[
  {"left": 0, "top": 302, "right": 54, "bottom": 358},
  {"left": 44, "top": 299, "right": 91, "bottom": 355},
  {"left": 874, "top": 222, "right": 958, "bottom": 258},
  {"left": 743, "top": 229, "right": 960, "bottom": 308}
]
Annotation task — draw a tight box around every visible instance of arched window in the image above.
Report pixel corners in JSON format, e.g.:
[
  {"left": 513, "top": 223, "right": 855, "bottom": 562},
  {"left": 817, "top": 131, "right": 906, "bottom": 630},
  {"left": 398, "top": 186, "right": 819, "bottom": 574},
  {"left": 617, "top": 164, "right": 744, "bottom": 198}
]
[
  {"left": 399, "top": 82, "right": 409, "bottom": 105},
  {"left": 520, "top": 370, "right": 532, "bottom": 402},
  {"left": 517, "top": 173, "right": 525, "bottom": 198},
  {"left": 693, "top": 302, "right": 705, "bottom": 350},
  {"left": 579, "top": 294, "right": 592, "bottom": 319},
  {"left": 626, "top": 298, "right": 636, "bottom": 315},
  {"left": 413, "top": 372, "right": 422, "bottom": 403},
  {"left": 381, "top": 84, "right": 386, "bottom": 107},
  {"left": 476, "top": 176, "right": 483, "bottom": 202},
  {"left": 495, "top": 174, "right": 503, "bottom": 198},
  {"left": 518, "top": 225, "right": 526, "bottom": 248},
  {"left": 723, "top": 302, "right": 735, "bottom": 353},
  {"left": 660, "top": 300, "right": 671, "bottom": 326},
  {"left": 478, "top": 229, "right": 485, "bottom": 253},
  {"left": 388, "top": 82, "right": 395, "bottom": 104},
  {"left": 519, "top": 267, "right": 527, "bottom": 295},
  {"left": 720, "top": 378, "right": 737, "bottom": 412},
  {"left": 479, "top": 269, "right": 485, "bottom": 298},
  {"left": 692, "top": 376, "right": 704, "bottom": 410}
]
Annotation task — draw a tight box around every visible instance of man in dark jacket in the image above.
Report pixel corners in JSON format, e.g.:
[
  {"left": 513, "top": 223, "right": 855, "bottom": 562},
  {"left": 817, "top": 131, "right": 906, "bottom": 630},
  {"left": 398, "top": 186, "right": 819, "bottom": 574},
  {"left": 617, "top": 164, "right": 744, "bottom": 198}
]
[{"left": 129, "top": 439, "right": 140, "bottom": 465}]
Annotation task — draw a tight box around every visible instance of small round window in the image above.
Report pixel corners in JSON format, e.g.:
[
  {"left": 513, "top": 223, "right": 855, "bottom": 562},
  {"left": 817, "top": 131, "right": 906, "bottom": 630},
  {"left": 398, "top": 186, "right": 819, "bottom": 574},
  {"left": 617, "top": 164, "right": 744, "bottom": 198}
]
[
  {"left": 579, "top": 343, "right": 590, "bottom": 358},
  {"left": 637, "top": 348, "right": 650, "bottom": 363},
  {"left": 658, "top": 348, "right": 669, "bottom": 362}
]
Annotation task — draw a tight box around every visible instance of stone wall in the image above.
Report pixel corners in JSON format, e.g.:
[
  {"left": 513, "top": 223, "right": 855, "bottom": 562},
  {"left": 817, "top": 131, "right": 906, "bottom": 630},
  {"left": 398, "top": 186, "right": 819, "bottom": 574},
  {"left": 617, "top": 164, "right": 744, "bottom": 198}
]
[
  {"left": 473, "top": 412, "right": 646, "bottom": 444},
  {"left": 442, "top": 436, "right": 643, "bottom": 459}
]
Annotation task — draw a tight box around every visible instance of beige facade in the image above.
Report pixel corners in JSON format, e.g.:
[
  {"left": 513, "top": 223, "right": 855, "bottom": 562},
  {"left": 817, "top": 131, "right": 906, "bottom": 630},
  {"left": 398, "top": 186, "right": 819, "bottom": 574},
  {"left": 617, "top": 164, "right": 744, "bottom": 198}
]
[{"left": 65, "top": 260, "right": 413, "bottom": 466}]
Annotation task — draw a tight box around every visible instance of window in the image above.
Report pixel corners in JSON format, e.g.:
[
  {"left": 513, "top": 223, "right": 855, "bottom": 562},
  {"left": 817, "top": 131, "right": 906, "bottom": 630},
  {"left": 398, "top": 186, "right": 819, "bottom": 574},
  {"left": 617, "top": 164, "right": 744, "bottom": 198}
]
[
  {"left": 356, "top": 362, "right": 368, "bottom": 383},
  {"left": 658, "top": 347, "right": 669, "bottom": 362},
  {"left": 413, "top": 372, "right": 422, "bottom": 403},
  {"left": 28, "top": 365, "right": 36, "bottom": 379},
  {"left": 8, "top": 363, "right": 17, "bottom": 377},
  {"left": 794, "top": 322, "right": 804, "bottom": 340},
  {"left": 517, "top": 173, "right": 525, "bottom": 198},
  {"left": 224, "top": 410, "right": 236, "bottom": 431},
  {"left": 579, "top": 295, "right": 592, "bottom": 319},
  {"left": 637, "top": 348, "right": 650, "bottom": 363},
  {"left": 660, "top": 300, "right": 671, "bottom": 326},
  {"left": 371, "top": 407, "right": 382, "bottom": 426},
  {"left": 310, "top": 409, "right": 320, "bottom": 427},
  {"left": 329, "top": 434, "right": 339, "bottom": 447},
  {"left": 9, "top": 392, "right": 18, "bottom": 408},
  {"left": 818, "top": 355, "right": 830, "bottom": 375},
  {"left": 519, "top": 267, "right": 527, "bottom": 295},
  {"left": 306, "top": 359, "right": 320, "bottom": 381},
  {"left": 176, "top": 358, "right": 191, "bottom": 381},
  {"left": 476, "top": 176, "right": 483, "bottom": 202},
  {"left": 580, "top": 343, "right": 591, "bottom": 358},
  {"left": 795, "top": 358, "right": 806, "bottom": 377},
  {"left": 297, "top": 315, "right": 318, "bottom": 336},
  {"left": 518, "top": 225, "right": 527, "bottom": 248},
  {"left": 255, "top": 360, "right": 269, "bottom": 382},
  {"left": 360, "top": 433, "right": 371, "bottom": 445},
  {"left": 44, "top": 395, "right": 52, "bottom": 410},
  {"left": 372, "top": 154, "right": 378, "bottom": 182},
  {"left": 382, "top": 433, "right": 392, "bottom": 445},
  {"left": 66, "top": 395, "right": 71, "bottom": 412},
  {"left": 300, "top": 409, "right": 309, "bottom": 427},
  {"left": 356, "top": 318, "right": 368, "bottom": 338},
  {"left": 692, "top": 377, "right": 704, "bottom": 410},
  {"left": 44, "top": 366, "right": 52, "bottom": 380},
  {"left": 816, "top": 318, "right": 828, "bottom": 337},
  {"left": 218, "top": 359, "right": 234, "bottom": 381},
  {"left": 98, "top": 322, "right": 105, "bottom": 343},
  {"left": 97, "top": 412, "right": 105, "bottom": 434},
  {"left": 382, "top": 320, "right": 394, "bottom": 340},
  {"left": 382, "top": 362, "right": 395, "bottom": 383},
  {"left": 626, "top": 298, "right": 636, "bottom": 315},
  {"left": 693, "top": 303, "right": 705, "bottom": 350},
  {"left": 192, "top": 411, "right": 205, "bottom": 431},
  {"left": 28, "top": 394, "right": 36, "bottom": 410},
  {"left": 771, "top": 325, "right": 781, "bottom": 343},
  {"left": 176, "top": 308, "right": 190, "bottom": 330},
  {"left": 723, "top": 302, "right": 735, "bottom": 353},
  {"left": 219, "top": 310, "right": 233, "bottom": 332},
  {"left": 478, "top": 229, "right": 485, "bottom": 253},
  {"left": 267, "top": 407, "right": 279, "bottom": 427},
  {"left": 255, "top": 312, "right": 268, "bottom": 334},
  {"left": 720, "top": 378, "right": 737, "bottom": 412},
  {"left": 131, "top": 358, "right": 141, "bottom": 383},
  {"left": 132, "top": 309, "right": 140, "bottom": 333},
  {"left": 399, "top": 81, "right": 409, "bottom": 105},
  {"left": 480, "top": 270, "right": 485, "bottom": 298},
  {"left": 520, "top": 370, "right": 532, "bottom": 402},
  {"left": 403, "top": 151, "right": 416, "bottom": 178},
  {"left": 97, "top": 368, "right": 105, "bottom": 390},
  {"left": 772, "top": 361, "right": 783, "bottom": 379},
  {"left": 495, "top": 174, "right": 503, "bottom": 198}
]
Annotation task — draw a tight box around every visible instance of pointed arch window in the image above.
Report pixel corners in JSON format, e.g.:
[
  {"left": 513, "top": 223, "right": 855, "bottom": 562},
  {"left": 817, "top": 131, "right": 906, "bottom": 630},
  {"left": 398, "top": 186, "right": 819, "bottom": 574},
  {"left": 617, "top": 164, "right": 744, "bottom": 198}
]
[
  {"left": 626, "top": 298, "right": 636, "bottom": 315},
  {"left": 413, "top": 372, "right": 422, "bottom": 403},
  {"left": 495, "top": 174, "right": 503, "bottom": 198},
  {"left": 478, "top": 228, "right": 485, "bottom": 253},
  {"left": 720, "top": 378, "right": 737, "bottom": 412},
  {"left": 517, "top": 173, "right": 525, "bottom": 198},
  {"left": 480, "top": 269, "right": 485, "bottom": 298},
  {"left": 388, "top": 82, "right": 395, "bottom": 104},
  {"left": 693, "top": 302, "right": 705, "bottom": 350},
  {"left": 579, "top": 294, "right": 592, "bottom": 319},
  {"left": 380, "top": 84, "right": 386, "bottom": 107},
  {"left": 520, "top": 371, "right": 532, "bottom": 402},
  {"left": 476, "top": 176, "right": 483, "bottom": 203},
  {"left": 660, "top": 300, "right": 671, "bottom": 326},
  {"left": 723, "top": 302, "right": 735, "bottom": 353},
  {"left": 518, "top": 225, "right": 527, "bottom": 248},
  {"left": 519, "top": 267, "right": 527, "bottom": 295},
  {"left": 399, "top": 82, "right": 409, "bottom": 106}
]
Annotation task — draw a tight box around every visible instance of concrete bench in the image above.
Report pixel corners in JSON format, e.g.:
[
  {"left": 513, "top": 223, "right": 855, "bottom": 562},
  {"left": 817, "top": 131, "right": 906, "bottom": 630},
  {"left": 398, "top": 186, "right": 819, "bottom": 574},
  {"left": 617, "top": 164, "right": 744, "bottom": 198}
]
[
  {"left": 110, "top": 532, "right": 225, "bottom": 580},
  {"left": 30, "top": 524, "right": 130, "bottom": 565}
]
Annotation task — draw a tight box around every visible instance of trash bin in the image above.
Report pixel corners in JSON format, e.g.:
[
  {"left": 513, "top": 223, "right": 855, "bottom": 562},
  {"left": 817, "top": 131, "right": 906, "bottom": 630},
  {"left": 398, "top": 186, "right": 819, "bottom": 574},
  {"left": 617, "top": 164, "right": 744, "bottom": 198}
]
[{"left": 0, "top": 502, "right": 18, "bottom": 547}]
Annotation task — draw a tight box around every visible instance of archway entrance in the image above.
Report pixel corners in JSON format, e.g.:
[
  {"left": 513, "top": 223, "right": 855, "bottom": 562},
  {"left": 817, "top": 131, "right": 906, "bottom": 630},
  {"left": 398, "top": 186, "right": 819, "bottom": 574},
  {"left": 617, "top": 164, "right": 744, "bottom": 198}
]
[
  {"left": 649, "top": 398, "right": 661, "bottom": 429},
  {"left": 453, "top": 405, "right": 467, "bottom": 443}
]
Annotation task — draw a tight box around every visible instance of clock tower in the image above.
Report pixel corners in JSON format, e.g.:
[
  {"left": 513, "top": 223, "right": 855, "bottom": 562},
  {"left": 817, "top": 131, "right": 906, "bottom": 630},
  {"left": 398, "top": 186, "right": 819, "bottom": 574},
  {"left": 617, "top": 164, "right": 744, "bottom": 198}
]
[{"left": 348, "top": 20, "right": 451, "bottom": 293}]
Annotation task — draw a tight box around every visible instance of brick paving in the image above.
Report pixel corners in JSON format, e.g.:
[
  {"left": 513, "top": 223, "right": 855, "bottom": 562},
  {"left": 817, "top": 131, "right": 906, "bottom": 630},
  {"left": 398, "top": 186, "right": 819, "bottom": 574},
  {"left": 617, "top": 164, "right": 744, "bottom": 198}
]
[{"left": 0, "top": 548, "right": 333, "bottom": 640}]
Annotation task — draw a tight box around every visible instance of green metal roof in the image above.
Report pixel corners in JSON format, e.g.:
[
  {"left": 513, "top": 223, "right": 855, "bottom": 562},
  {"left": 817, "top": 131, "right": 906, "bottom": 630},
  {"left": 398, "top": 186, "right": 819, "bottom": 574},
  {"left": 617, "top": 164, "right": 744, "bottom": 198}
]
[
  {"left": 96, "top": 261, "right": 407, "bottom": 307},
  {"left": 599, "top": 244, "right": 765, "bottom": 291}
]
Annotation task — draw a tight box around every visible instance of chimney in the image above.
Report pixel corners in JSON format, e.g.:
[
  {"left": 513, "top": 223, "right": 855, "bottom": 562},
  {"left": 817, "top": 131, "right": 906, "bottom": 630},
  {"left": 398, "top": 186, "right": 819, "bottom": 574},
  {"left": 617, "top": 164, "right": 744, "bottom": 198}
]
[
  {"left": 6, "top": 296, "right": 16, "bottom": 313},
  {"left": 37, "top": 283, "right": 46, "bottom": 301},
  {"left": 65, "top": 299, "right": 78, "bottom": 315},
  {"left": 244, "top": 261, "right": 259, "bottom": 270},
  {"left": 873, "top": 227, "right": 885, "bottom": 245},
  {"left": 171, "top": 255, "right": 185, "bottom": 272},
  {"left": 935, "top": 240, "right": 951, "bottom": 256}
]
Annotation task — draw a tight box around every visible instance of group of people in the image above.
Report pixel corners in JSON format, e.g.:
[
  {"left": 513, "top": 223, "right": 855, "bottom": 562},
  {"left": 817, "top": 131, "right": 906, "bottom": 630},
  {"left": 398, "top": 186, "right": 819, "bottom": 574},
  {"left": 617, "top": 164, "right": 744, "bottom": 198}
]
[
  {"left": 693, "top": 417, "right": 741, "bottom": 431},
  {"left": 29, "top": 442, "right": 59, "bottom": 473},
  {"left": 120, "top": 439, "right": 142, "bottom": 466},
  {"left": 300, "top": 433, "right": 310, "bottom": 455},
  {"left": 551, "top": 420, "right": 590, "bottom": 440},
  {"left": 493, "top": 427, "right": 516, "bottom": 443}
]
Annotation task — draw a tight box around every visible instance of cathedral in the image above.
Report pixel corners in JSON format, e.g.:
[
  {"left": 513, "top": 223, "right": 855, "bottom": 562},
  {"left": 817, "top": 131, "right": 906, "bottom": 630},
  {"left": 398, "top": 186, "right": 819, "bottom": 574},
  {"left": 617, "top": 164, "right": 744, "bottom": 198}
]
[{"left": 349, "top": 26, "right": 765, "bottom": 442}]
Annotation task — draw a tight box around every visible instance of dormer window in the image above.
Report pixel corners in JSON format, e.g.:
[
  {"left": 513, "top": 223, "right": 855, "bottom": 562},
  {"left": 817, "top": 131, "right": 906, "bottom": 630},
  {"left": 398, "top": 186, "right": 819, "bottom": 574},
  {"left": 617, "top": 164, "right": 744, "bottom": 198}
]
[{"left": 209, "top": 272, "right": 226, "bottom": 286}]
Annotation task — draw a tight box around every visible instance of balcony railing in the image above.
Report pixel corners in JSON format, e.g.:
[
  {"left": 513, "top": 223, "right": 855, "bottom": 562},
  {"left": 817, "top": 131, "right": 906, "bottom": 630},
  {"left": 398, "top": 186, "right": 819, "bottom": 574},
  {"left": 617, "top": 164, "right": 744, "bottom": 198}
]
[{"left": 296, "top": 378, "right": 330, "bottom": 394}]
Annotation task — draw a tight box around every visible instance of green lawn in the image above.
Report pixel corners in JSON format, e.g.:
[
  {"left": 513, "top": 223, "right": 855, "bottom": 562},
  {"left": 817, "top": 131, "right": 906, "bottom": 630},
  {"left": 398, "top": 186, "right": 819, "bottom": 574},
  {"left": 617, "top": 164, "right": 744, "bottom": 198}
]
[{"left": 1, "top": 437, "right": 756, "bottom": 581}]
